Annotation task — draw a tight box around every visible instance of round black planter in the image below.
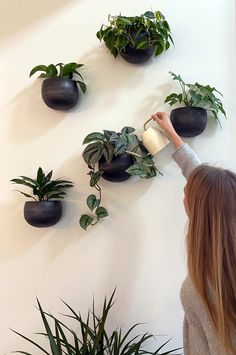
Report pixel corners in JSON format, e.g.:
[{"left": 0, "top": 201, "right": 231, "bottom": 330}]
[
  {"left": 41, "top": 78, "right": 79, "bottom": 111},
  {"left": 120, "top": 29, "right": 154, "bottom": 64},
  {"left": 120, "top": 45, "right": 154, "bottom": 64},
  {"left": 98, "top": 155, "right": 134, "bottom": 182},
  {"left": 24, "top": 201, "right": 62, "bottom": 228},
  {"left": 170, "top": 107, "right": 208, "bottom": 138}
]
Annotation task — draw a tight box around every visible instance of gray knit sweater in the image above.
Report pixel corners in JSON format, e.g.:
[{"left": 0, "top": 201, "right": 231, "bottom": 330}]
[{"left": 172, "top": 144, "right": 223, "bottom": 355}]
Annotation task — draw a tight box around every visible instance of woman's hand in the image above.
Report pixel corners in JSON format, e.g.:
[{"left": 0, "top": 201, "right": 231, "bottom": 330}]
[
  {"left": 151, "top": 112, "right": 175, "bottom": 138},
  {"left": 151, "top": 111, "right": 184, "bottom": 150}
]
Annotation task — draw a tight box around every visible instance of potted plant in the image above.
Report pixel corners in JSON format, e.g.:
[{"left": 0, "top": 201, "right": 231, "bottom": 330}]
[
  {"left": 97, "top": 11, "right": 173, "bottom": 64},
  {"left": 11, "top": 167, "right": 73, "bottom": 227},
  {"left": 11, "top": 290, "right": 182, "bottom": 354},
  {"left": 80, "top": 127, "right": 162, "bottom": 230},
  {"left": 165, "top": 72, "right": 227, "bottom": 137},
  {"left": 30, "top": 62, "right": 87, "bottom": 110}
]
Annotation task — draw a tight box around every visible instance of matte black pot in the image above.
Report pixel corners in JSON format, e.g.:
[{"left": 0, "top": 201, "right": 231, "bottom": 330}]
[
  {"left": 98, "top": 155, "right": 134, "bottom": 182},
  {"left": 170, "top": 107, "right": 208, "bottom": 138},
  {"left": 120, "top": 29, "right": 154, "bottom": 64},
  {"left": 41, "top": 78, "right": 79, "bottom": 111},
  {"left": 24, "top": 201, "right": 62, "bottom": 227}
]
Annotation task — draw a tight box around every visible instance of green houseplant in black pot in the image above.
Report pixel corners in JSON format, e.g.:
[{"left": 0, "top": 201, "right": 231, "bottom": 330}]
[
  {"left": 165, "top": 72, "right": 227, "bottom": 137},
  {"left": 80, "top": 127, "right": 162, "bottom": 230},
  {"left": 97, "top": 11, "right": 173, "bottom": 64},
  {"left": 11, "top": 167, "right": 73, "bottom": 227},
  {"left": 11, "top": 289, "right": 182, "bottom": 355},
  {"left": 30, "top": 62, "right": 86, "bottom": 110}
]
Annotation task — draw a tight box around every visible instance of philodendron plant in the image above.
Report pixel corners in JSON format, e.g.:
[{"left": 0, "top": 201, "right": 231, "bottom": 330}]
[
  {"left": 165, "top": 72, "right": 227, "bottom": 137},
  {"left": 11, "top": 167, "right": 73, "bottom": 227},
  {"left": 12, "top": 290, "right": 182, "bottom": 355},
  {"left": 30, "top": 62, "right": 86, "bottom": 110},
  {"left": 80, "top": 127, "right": 162, "bottom": 230},
  {"left": 97, "top": 10, "right": 173, "bottom": 64}
]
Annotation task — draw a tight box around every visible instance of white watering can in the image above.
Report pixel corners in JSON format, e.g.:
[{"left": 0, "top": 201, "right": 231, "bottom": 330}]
[{"left": 141, "top": 117, "right": 169, "bottom": 156}]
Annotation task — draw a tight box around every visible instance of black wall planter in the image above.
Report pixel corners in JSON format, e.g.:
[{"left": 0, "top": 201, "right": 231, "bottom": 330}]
[
  {"left": 41, "top": 78, "right": 79, "bottom": 111},
  {"left": 120, "top": 45, "right": 154, "bottom": 64},
  {"left": 120, "top": 29, "right": 154, "bottom": 64},
  {"left": 98, "top": 155, "right": 134, "bottom": 182},
  {"left": 170, "top": 107, "right": 207, "bottom": 138},
  {"left": 24, "top": 201, "right": 62, "bottom": 227}
]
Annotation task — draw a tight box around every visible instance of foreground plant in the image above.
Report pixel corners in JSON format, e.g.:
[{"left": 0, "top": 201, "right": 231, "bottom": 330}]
[
  {"left": 80, "top": 127, "right": 162, "bottom": 230},
  {"left": 97, "top": 11, "right": 173, "bottom": 63},
  {"left": 12, "top": 290, "right": 182, "bottom": 355}
]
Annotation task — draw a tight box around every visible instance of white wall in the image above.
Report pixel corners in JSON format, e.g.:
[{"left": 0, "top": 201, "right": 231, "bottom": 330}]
[{"left": 0, "top": 0, "right": 235, "bottom": 353}]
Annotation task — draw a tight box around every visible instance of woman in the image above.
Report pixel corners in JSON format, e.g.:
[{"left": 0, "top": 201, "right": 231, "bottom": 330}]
[{"left": 152, "top": 112, "right": 236, "bottom": 355}]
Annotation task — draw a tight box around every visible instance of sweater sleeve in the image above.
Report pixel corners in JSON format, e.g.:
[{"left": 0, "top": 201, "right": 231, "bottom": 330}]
[{"left": 172, "top": 143, "right": 201, "bottom": 179}]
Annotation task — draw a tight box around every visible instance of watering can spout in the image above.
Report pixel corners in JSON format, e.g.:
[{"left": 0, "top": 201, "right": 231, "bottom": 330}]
[{"left": 141, "top": 117, "right": 169, "bottom": 156}]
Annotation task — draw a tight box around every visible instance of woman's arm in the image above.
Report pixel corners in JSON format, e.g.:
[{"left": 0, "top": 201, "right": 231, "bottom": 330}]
[{"left": 152, "top": 112, "right": 201, "bottom": 179}]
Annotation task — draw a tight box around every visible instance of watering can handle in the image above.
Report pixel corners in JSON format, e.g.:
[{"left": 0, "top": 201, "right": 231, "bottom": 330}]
[{"left": 143, "top": 117, "right": 153, "bottom": 131}]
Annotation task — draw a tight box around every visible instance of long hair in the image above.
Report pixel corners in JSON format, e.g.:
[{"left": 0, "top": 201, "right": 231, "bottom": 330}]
[{"left": 185, "top": 164, "right": 236, "bottom": 354}]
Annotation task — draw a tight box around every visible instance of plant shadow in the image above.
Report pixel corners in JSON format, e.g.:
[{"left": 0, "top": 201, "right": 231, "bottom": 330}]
[
  {"left": 7, "top": 81, "right": 66, "bottom": 143},
  {"left": 79, "top": 46, "right": 155, "bottom": 108}
]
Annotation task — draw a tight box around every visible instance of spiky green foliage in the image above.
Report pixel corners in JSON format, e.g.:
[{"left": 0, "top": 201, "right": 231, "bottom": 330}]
[
  {"left": 165, "top": 72, "right": 226, "bottom": 125},
  {"left": 97, "top": 11, "right": 173, "bottom": 58},
  {"left": 29, "top": 62, "right": 86, "bottom": 93},
  {"left": 10, "top": 167, "right": 73, "bottom": 201},
  {"left": 12, "top": 290, "right": 182, "bottom": 355}
]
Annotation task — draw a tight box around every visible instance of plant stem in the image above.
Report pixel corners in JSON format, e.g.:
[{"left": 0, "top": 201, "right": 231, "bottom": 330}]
[{"left": 126, "top": 150, "right": 142, "bottom": 158}]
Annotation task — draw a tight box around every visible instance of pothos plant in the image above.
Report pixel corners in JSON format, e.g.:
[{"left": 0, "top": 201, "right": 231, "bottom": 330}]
[
  {"left": 80, "top": 127, "right": 162, "bottom": 230},
  {"left": 97, "top": 10, "right": 173, "bottom": 58},
  {"left": 165, "top": 72, "right": 226, "bottom": 125},
  {"left": 30, "top": 62, "right": 87, "bottom": 93}
]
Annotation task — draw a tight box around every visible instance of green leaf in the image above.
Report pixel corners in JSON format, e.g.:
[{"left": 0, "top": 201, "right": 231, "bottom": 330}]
[
  {"left": 103, "top": 130, "right": 116, "bottom": 141},
  {"left": 10, "top": 178, "right": 37, "bottom": 189},
  {"left": 114, "top": 141, "right": 126, "bottom": 155},
  {"left": 77, "top": 80, "right": 86, "bottom": 94},
  {"left": 79, "top": 215, "right": 93, "bottom": 230},
  {"left": 83, "top": 142, "right": 104, "bottom": 166},
  {"left": 37, "top": 167, "right": 44, "bottom": 185},
  {"left": 11, "top": 328, "right": 49, "bottom": 354},
  {"left": 29, "top": 65, "right": 48, "bottom": 77},
  {"left": 88, "top": 170, "right": 103, "bottom": 187},
  {"left": 36, "top": 299, "right": 61, "bottom": 355},
  {"left": 87, "top": 194, "right": 100, "bottom": 211},
  {"left": 14, "top": 190, "right": 37, "bottom": 200},
  {"left": 136, "top": 39, "right": 149, "bottom": 49},
  {"left": 45, "top": 170, "right": 53, "bottom": 183},
  {"left": 46, "top": 64, "right": 58, "bottom": 78},
  {"left": 121, "top": 126, "right": 135, "bottom": 135},
  {"left": 102, "top": 142, "right": 114, "bottom": 163},
  {"left": 143, "top": 11, "right": 155, "bottom": 19},
  {"left": 83, "top": 132, "right": 106, "bottom": 144},
  {"left": 154, "top": 42, "right": 164, "bottom": 56},
  {"left": 95, "top": 207, "right": 108, "bottom": 218}
]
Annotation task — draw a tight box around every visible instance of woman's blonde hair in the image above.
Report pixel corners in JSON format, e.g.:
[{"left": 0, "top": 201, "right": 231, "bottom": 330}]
[{"left": 185, "top": 164, "right": 236, "bottom": 354}]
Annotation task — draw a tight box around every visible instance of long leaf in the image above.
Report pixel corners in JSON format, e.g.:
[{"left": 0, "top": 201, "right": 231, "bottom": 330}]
[
  {"left": 37, "top": 299, "right": 61, "bottom": 355},
  {"left": 10, "top": 328, "right": 50, "bottom": 354}
]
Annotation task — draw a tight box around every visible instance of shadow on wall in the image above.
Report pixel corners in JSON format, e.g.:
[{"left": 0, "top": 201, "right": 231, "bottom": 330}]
[
  {"left": 0, "top": 155, "right": 84, "bottom": 265},
  {"left": 79, "top": 46, "right": 155, "bottom": 109},
  {"left": 7, "top": 81, "right": 66, "bottom": 143},
  {"left": 0, "top": 0, "right": 78, "bottom": 40}
]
